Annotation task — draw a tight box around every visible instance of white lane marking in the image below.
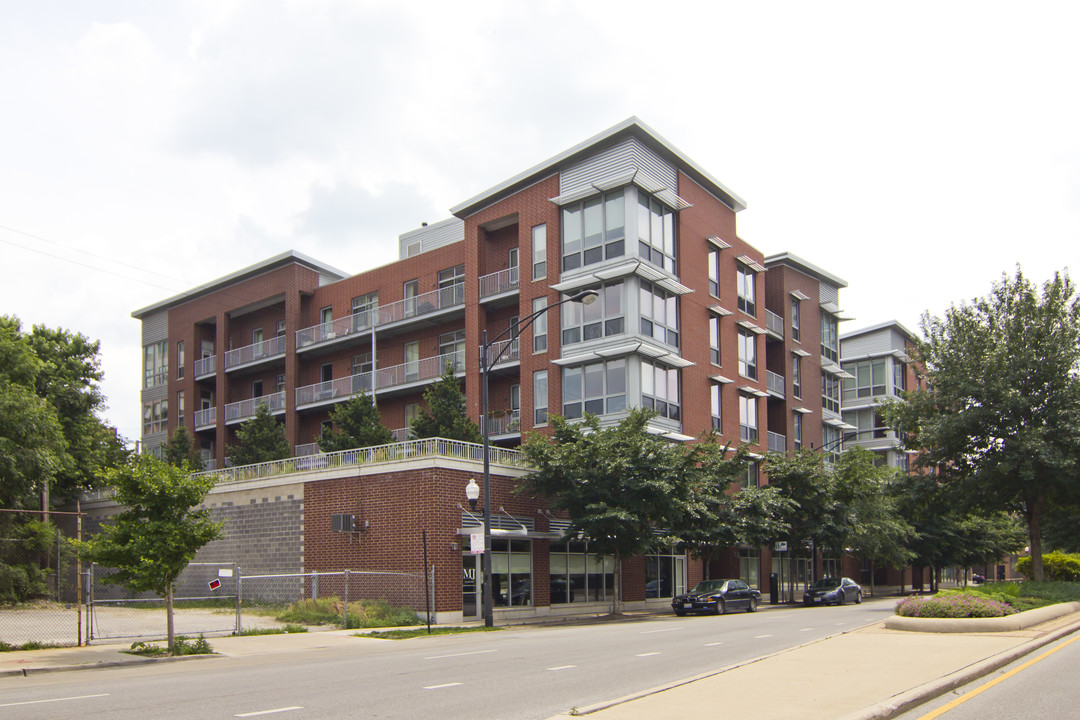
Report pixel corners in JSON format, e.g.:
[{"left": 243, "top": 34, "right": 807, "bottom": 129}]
[
  {"left": 636, "top": 652, "right": 661, "bottom": 657},
  {"left": 754, "top": 634, "right": 773, "bottom": 639},
  {"left": 424, "top": 649, "right": 496, "bottom": 660},
  {"left": 235, "top": 708, "right": 303, "bottom": 718},
  {"left": 704, "top": 642, "right": 724, "bottom": 646},
  {"left": 0, "top": 693, "right": 109, "bottom": 708},
  {"left": 423, "top": 683, "right": 464, "bottom": 690},
  {"left": 835, "top": 622, "right": 847, "bottom": 626},
  {"left": 547, "top": 665, "right": 577, "bottom": 671},
  {"left": 800, "top": 628, "right": 815, "bottom": 631},
  {"left": 641, "top": 627, "right": 682, "bottom": 634}
]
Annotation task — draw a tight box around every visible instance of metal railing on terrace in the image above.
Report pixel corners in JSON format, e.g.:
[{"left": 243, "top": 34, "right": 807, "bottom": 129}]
[
  {"left": 194, "top": 406, "right": 216, "bottom": 430},
  {"left": 224, "top": 391, "right": 286, "bottom": 424},
  {"left": 296, "top": 372, "right": 373, "bottom": 408},
  {"left": 295, "top": 350, "right": 464, "bottom": 409},
  {"left": 479, "top": 266, "right": 519, "bottom": 299},
  {"left": 766, "top": 370, "right": 785, "bottom": 396},
  {"left": 225, "top": 336, "right": 286, "bottom": 370},
  {"left": 294, "top": 442, "right": 321, "bottom": 457},
  {"left": 765, "top": 309, "right": 785, "bottom": 338},
  {"left": 191, "top": 437, "right": 526, "bottom": 486},
  {"left": 295, "top": 310, "right": 378, "bottom": 350},
  {"left": 481, "top": 409, "right": 521, "bottom": 436},
  {"left": 194, "top": 355, "right": 216, "bottom": 379},
  {"left": 768, "top": 430, "right": 786, "bottom": 453},
  {"left": 485, "top": 338, "right": 519, "bottom": 367}
]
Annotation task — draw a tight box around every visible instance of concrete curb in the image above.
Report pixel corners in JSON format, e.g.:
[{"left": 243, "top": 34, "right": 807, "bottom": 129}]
[
  {"left": 0, "top": 651, "right": 216, "bottom": 678},
  {"left": 838, "top": 615, "right": 1080, "bottom": 720},
  {"left": 884, "top": 601, "right": 1080, "bottom": 633}
]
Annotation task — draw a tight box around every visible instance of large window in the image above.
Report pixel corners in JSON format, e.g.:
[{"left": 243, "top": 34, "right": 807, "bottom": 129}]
[
  {"left": 738, "top": 329, "right": 757, "bottom": 380},
  {"left": 491, "top": 539, "right": 532, "bottom": 607},
  {"left": 639, "top": 281, "right": 679, "bottom": 347},
  {"left": 645, "top": 549, "right": 685, "bottom": 599},
  {"left": 142, "top": 398, "right": 168, "bottom": 435},
  {"left": 641, "top": 360, "right": 680, "bottom": 421},
  {"left": 842, "top": 358, "right": 886, "bottom": 401},
  {"left": 562, "top": 359, "right": 627, "bottom": 419},
  {"left": 792, "top": 355, "right": 802, "bottom": 398},
  {"left": 708, "top": 248, "right": 720, "bottom": 297},
  {"left": 824, "top": 425, "right": 842, "bottom": 464},
  {"left": 709, "top": 316, "right": 721, "bottom": 365},
  {"left": 739, "top": 394, "right": 758, "bottom": 443},
  {"left": 550, "top": 540, "right": 615, "bottom": 604},
  {"left": 637, "top": 194, "right": 676, "bottom": 273},
  {"left": 144, "top": 341, "right": 168, "bottom": 388},
  {"left": 438, "top": 329, "right": 466, "bottom": 370},
  {"left": 562, "top": 282, "right": 624, "bottom": 346},
  {"left": 533, "top": 370, "right": 548, "bottom": 426},
  {"left": 176, "top": 341, "right": 185, "bottom": 379},
  {"left": 738, "top": 548, "right": 760, "bottom": 589},
  {"left": 532, "top": 297, "right": 547, "bottom": 353},
  {"left": 737, "top": 263, "right": 756, "bottom": 316},
  {"left": 176, "top": 391, "right": 184, "bottom": 427},
  {"left": 821, "top": 311, "right": 839, "bottom": 363},
  {"left": 893, "top": 361, "right": 907, "bottom": 396},
  {"left": 791, "top": 298, "right": 801, "bottom": 342},
  {"left": 438, "top": 265, "right": 466, "bottom": 307},
  {"left": 532, "top": 224, "right": 547, "bottom": 280},
  {"left": 793, "top": 412, "right": 803, "bottom": 450},
  {"left": 562, "top": 191, "right": 625, "bottom": 272},
  {"left": 739, "top": 461, "right": 760, "bottom": 489},
  {"left": 844, "top": 408, "right": 888, "bottom": 442},
  {"left": 822, "top": 373, "right": 841, "bottom": 413},
  {"left": 351, "top": 292, "right": 378, "bottom": 328},
  {"left": 710, "top": 383, "right": 722, "bottom": 430}
]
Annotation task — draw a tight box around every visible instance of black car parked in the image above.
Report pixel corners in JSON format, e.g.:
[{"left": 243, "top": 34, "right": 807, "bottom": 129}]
[
  {"left": 671, "top": 579, "right": 761, "bottom": 616},
  {"left": 802, "top": 577, "right": 862, "bottom": 606}
]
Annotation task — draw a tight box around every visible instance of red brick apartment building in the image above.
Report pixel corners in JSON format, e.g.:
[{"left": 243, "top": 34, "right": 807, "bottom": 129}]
[{"left": 129, "top": 118, "right": 857, "bottom": 620}]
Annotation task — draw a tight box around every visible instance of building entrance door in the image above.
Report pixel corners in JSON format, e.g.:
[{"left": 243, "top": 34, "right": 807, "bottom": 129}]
[{"left": 462, "top": 553, "right": 480, "bottom": 619}]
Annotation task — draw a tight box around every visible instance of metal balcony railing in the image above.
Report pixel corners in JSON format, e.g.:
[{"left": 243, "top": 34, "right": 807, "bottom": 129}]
[
  {"left": 294, "top": 350, "right": 465, "bottom": 410},
  {"left": 766, "top": 370, "right": 785, "bottom": 396},
  {"left": 768, "top": 431, "right": 786, "bottom": 453},
  {"left": 295, "top": 372, "right": 374, "bottom": 408},
  {"left": 481, "top": 410, "right": 521, "bottom": 436},
  {"left": 224, "top": 391, "right": 286, "bottom": 424},
  {"left": 479, "top": 266, "right": 519, "bottom": 299},
  {"left": 194, "top": 406, "right": 216, "bottom": 430},
  {"left": 765, "top": 309, "right": 785, "bottom": 338},
  {"left": 378, "top": 284, "right": 465, "bottom": 326},
  {"left": 225, "top": 336, "right": 286, "bottom": 370},
  {"left": 485, "top": 338, "right": 519, "bottom": 367},
  {"left": 194, "top": 355, "right": 216, "bottom": 379},
  {"left": 294, "top": 442, "right": 322, "bottom": 457},
  {"left": 295, "top": 309, "right": 378, "bottom": 350},
  {"left": 390, "top": 426, "right": 412, "bottom": 442}
]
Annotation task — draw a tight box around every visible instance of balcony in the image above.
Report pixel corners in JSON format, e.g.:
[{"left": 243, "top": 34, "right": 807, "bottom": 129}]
[
  {"left": 768, "top": 431, "right": 786, "bottom": 453},
  {"left": 479, "top": 267, "right": 519, "bottom": 301},
  {"left": 194, "top": 406, "right": 216, "bottom": 431},
  {"left": 225, "top": 391, "right": 286, "bottom": 424},
  {"left": 378, "top": 284, "right": 465, "bottom": 327},
  {"left": 194, "top": 355, "right": 216, "bottom": 380},
  {"left": 294, "top": 442, "right": 322, "bottom": 457},
  {"left": 484, "top": 338, "right": 520, "bottom": 368},
  {"left": 766, "top": 370, "right": 785, "bottom": 398},
  {"left": 225, "top": 336, "right": 286, "bottom": 372},
  {"left": 390, "top": 426, "right": 412, "bottom": 442},
  {"left": 765, "top": 309, "right": 785, "bottom": 341},
  {"left": 295, "top": 349, "right": 465, "bottom": 410},
  {"left": 295, "top": 309, "right": 378, "bottom": 351},
  {"left": 296, "top": 372, "right": 374, "bottom": 409},
  {"left": 481, "top": 409, "right": 521, "bottom": 437}
]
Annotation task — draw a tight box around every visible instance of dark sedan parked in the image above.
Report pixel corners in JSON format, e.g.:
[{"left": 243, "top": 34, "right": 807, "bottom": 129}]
[
  {"left": 802, "top": 577, "right": 862, "bottom": 606},
  {"left": 671, "top": 579, "right": 761, "bottom": 616}
]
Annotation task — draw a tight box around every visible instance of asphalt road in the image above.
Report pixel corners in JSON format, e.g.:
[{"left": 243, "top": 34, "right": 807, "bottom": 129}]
[
  {"left": 0, "top": 599, "right": 896, "bottom": 720},
  {"left": 892, "top": 629, "right": 1080, "bottom": 720}
]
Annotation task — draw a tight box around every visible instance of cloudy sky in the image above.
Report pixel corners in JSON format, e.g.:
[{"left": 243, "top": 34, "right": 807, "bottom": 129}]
[{"left": 2, "top": 1, "right": 1078, "bottom": 442}]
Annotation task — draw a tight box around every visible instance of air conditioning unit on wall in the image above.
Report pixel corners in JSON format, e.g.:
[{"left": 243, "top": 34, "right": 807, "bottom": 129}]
[{"left": 331, "top": 513, "right": 355, "bottom": 533}]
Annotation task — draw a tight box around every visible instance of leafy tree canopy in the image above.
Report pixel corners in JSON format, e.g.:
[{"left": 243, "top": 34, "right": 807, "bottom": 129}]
[
  {"left": 884, "top": 268, "right": 1080, "bottom": 580},
  {"left": 411, "top": 362, "right": 482, "bottom": 443},
  {"left": 228, "top": 403, "right": 290, "bottom": 466},
  {"left": 163, "top": 426, "right": 204, "bottom": 472},
  {"left": 318, "top": 393, "right": 395, "bottom": 452}
]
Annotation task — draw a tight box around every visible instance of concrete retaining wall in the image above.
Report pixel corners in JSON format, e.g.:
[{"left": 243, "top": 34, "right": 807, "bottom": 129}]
[{"left": 885, "top": 601, "right": 1080, "bottom": 633}]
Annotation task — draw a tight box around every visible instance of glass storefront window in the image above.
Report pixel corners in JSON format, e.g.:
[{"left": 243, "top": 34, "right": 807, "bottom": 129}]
[
  {"left": 491, "top": 539, "right": 532, "bottom": 607},
  {"left": 550, "top": 541, "right": 615, "bottom": 604},
  {"left": 645, "top": 549, "right": 685, "bottom": 598}
]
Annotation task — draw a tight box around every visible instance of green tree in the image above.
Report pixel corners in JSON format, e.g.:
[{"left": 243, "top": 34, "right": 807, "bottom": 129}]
[
  {"left": 953, "top": 512, "right": 1026, "bottom": 584},
  {"left": 227, "top": 403, "right": 290, "bottom": 466},
  {"left": 411, "top": 362, "right": 482, "bottom": 443},
  {"left": 318, "top": 393, "right": 395, "bottom": 451},
  {"left": 885, "top": 269, "right": 1080, "bottom": 580},
  {"left": 162, "top": 426, "right": 204, "bottom": 472},
  {"left": 76, "top": 455, "right": 221, "bottom": 649},
  {"left": 520, "top": 409, "right": 705, "bottom": 614}
]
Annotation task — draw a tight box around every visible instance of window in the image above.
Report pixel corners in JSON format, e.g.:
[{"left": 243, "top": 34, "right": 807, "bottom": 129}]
[
  {"left": 438, "top": 265, "right": 465, "bottom": 307},
  {"left": 404, "top": 403, "right": 420, "bottom": 438},
  {"left": 843, "top": 358, "right": 886, "bottom": 401},
  {"left": 176, "top": 391, "right": 185, "bottom": 427},
  {"left": 738, "top": 548, "right": 760, "bottom": 589},
  {"left": 737, "top": 262, "right": 756, "bottom": 316},
  {"left": 738, "top": 329, "right": 757, "bottom": 380},
  {"left": 739, "top": 394, "right": 758, "bottom": 443},
  {"left": 490, "top": 538, "right": 532, "bottom": 608},
  {"left": 403, "top": 280, "right": 419, "bottom": 316},
  {"left": 636, "top": 193, "right": 675, "bottom": 273},
  {"left": 824, "top": 425, "right": 842, "bottom": 464},
  {"left": 709, "top": 316, "right": 721, "bottom": 365},
  {"left": 645, "top": 549, "right": 685, "bottom": 598},
  {"left": 792, "top": 355, "right": 802, "bottom": 398},
  {"left": 321, "top": 363, "right": 333, "bottom": 383},
  {"left": 821, "top": 311, "right": 839, "bottom": 363},
  {"left": 533, "top": 370, "right": 548, "bottom": 425},
  {"left": 641, "top": 360, "right": 680, "bottom": 421},
  {"left": 550, "top": 540, "right": 614, "bottom": 603},
  {"left": 740, "top": 460, "right": 759, "bottom": 489},
  {"left": 710, "top": 383, "right": 722, "bottom": 430},
  {"left": 893, "top": 361, "right": 907, "bottom": 396},
  {"left": 844, "top": 408, "right": 888, "bottom": 442},
  {"left": 404, "top": 341, "right": 419, "bottom": 382},
  {"left": 639, "top": 281, "right": 678, "bottom": 347},
  {"left": 176, "top": 341, "right": 185, "bottom": 379},
  {"left": 791, "top": 298, "right": 801, "bottom": 342},
  {"left": 276, "top": 320, "right": 286, "bottom": 337},
  {"left": 562, "top": 190, "right": 625, "bottom": 272},
  {"left": 532, "top": 224, "right": 546, "bottom": 280},
  {"left": 252, "top": 380, "right": 264, "bottom": 398},
  {"left": 320, "top": 307, "right": 333, "bottom": 334},
  {"left": 793, "top": 412, "right": 803, "bottom": 450},
  {"left": 276, "top": 374, "right": 285, "bottom": 393},
  {"left": 562, "top": 358, "right": 626, "bottom": 419},
  {"left": 562, "top": 282, "right": 624, "bottom": 346},
  {"left": 438, "top": 330, "right": 466, "bottom": 371},
  {"left": 822, "top": 373, "right": 841, "bottom": 413},
  {"left": 532, "top": 297, "right": 547, "bottom": 353},
  {"left": 142, "top": 398, "right": 168, "bottom": 435},
  {"left": 144, "top": 341, "right": 168, "bottom": 388},
  {"left": 351, "top": 292, "right": 378, "bottom": 328},
  {"left": 252, "top": 328, "right": 263, "bottom": 346},
  {"left": 352, "top": 352, "right": 373, "bottom": 376},
  {"left": 708, "top": 248, "right": 720, "bottom": 297}
]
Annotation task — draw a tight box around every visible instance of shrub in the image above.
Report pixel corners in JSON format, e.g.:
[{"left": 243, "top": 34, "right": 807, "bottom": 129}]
[
  {"left": 275, "top": 597, "right": 421, "bottom": 629},
  {"left": 896, "top": 594, "right": 1016, "bottom": 618},
  {"left": 1016, "top": 552, "right": 1080, "bottom": 582},
  {"left": 128, "top": 635, "right": 214, "bottom": 656}
]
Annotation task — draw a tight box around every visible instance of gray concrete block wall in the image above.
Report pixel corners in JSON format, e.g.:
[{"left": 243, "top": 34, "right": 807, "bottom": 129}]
[{"left": 198, "top": 484, "right": 305, "bottom": 576}]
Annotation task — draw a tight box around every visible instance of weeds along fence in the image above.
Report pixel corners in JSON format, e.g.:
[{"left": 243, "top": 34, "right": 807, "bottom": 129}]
[{"left": 238, "top": 569, "right": 435, "bottom": 628}]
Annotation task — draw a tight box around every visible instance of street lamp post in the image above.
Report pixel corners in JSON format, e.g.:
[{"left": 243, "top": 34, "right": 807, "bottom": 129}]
[{"left": 474, "top": 287, "right": 598, "bottom": 627}]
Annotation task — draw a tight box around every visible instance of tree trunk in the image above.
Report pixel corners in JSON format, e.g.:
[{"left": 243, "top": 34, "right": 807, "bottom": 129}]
[
  {"left": 1026, "top": 495, "right": 1045, "bottom": 581},
  {"left": 611, "top": 550, "right": 622, "bottom": 615},
  {"left": 166, "top": 584, "right": 175, "bottom": 651},
  {"left": 869, "top": 561, "right": 876, "bottom": 598}
]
